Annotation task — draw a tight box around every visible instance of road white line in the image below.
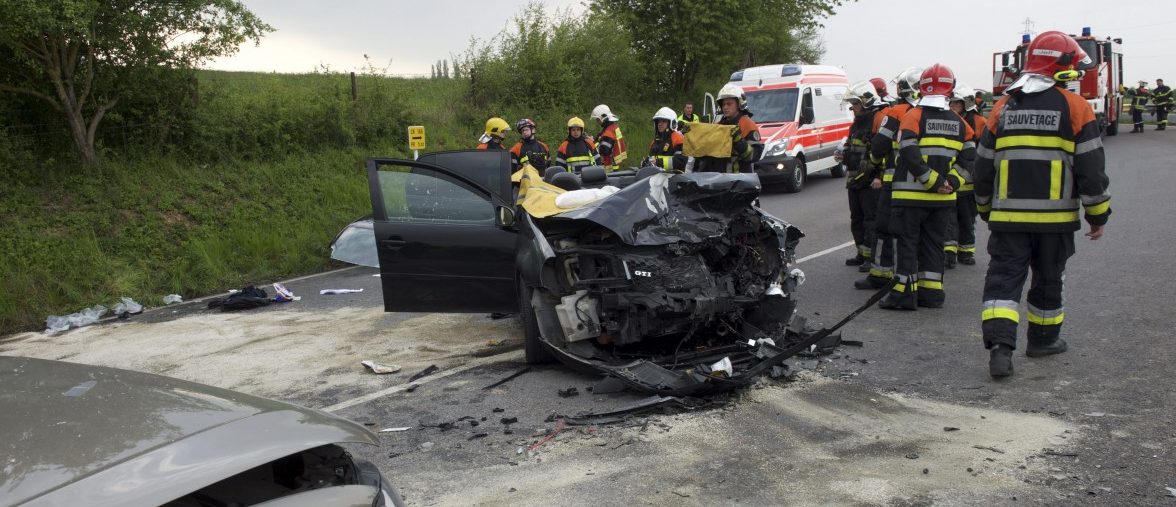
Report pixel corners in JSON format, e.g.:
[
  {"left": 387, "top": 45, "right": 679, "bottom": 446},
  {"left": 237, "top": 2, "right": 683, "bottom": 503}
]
[
  {"left": 795, "top": 241, "right": 855, "bottom": 264},
  {"left": 321, "top": 349, "right": 524, "bottom": 413}
]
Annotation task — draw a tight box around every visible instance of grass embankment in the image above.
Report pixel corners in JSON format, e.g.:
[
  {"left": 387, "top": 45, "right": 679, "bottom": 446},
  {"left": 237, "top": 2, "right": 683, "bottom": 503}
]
[{"left": 0, "top": 70, "right": 673, "bottom": 334}]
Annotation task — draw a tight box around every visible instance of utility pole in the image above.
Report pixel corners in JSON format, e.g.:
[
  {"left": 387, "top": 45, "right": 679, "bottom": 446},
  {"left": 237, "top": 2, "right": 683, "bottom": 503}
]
[{"left": 1020, "top": 17, "right": 1036, "bottom": 38}]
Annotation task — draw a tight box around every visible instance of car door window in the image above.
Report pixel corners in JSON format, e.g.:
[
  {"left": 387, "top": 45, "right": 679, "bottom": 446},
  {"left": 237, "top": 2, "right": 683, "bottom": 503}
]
[{"left": 377, "top": 167, "right": 495, "bottom": 223}]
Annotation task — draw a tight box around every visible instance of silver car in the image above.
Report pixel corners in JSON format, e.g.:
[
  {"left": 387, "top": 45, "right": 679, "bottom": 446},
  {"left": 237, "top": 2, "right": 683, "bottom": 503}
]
[{"left": 0, "top": 356, "right": 404, "bottom": 506}]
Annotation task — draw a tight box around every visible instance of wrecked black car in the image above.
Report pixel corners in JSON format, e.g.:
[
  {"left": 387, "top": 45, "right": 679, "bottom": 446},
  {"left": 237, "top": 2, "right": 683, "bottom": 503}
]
[{"left": 362, "top": 150, "right": 831, "bottom": 395}]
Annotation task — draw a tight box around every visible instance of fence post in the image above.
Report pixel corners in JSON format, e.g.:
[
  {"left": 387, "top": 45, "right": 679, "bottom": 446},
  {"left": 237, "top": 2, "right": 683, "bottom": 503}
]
[{"left": 350, "top": 72, "right": 357, "bottom": 101}]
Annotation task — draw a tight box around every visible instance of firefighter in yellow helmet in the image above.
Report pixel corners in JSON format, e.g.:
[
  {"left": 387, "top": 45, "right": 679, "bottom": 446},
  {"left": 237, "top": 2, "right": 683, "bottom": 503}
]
[
  {"left": 554, "top": 116, "right": 601, "bottom": 172},
  {"left": 477, "top": 117, "right": 510, "bottom": 150}
]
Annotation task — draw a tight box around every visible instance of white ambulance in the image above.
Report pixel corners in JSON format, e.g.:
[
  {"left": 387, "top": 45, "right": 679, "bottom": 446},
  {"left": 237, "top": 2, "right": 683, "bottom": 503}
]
[{"left": 706, "top": 64, "right": 853, "bottom": 192}]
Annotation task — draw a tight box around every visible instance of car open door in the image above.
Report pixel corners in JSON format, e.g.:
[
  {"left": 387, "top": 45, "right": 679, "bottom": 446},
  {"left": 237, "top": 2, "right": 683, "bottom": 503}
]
[{"left": 366, "top": 155, "right": 518, "bottom": 313}]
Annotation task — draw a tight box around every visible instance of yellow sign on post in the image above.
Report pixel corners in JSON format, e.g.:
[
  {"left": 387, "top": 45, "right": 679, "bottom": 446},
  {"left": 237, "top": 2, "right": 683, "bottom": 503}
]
[{"left": 408, "top": 125, "right": 426, "bottom": 151}]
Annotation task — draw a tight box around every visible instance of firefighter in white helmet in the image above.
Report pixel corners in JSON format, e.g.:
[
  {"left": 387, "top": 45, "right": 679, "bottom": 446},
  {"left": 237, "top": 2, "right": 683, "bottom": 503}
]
[
  {"left": 840, "top": 81, "right": 890, "bottom": 275},
  {"left": 695, "top": 83, "right": 761, "bottom": 173},
  {"left": 943, "top": 83, "right": 986, "bottom": 268},
  {"left": 645, "top": 107, "right": 687, "bottom": 170},
  {"left": 591, "top": 104, "right": 627, "bottom": 168}
]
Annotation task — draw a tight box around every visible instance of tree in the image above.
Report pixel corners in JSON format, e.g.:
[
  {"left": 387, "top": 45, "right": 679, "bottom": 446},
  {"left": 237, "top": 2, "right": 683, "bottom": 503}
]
[
  {"left": 0, "top": 0, "right": 271, "bottom": 164},
  {"left": 590, "top": 0, "right": 842, "bottom": 93},
  {"left": 442, "top": 59, "right": 449, "bottom": 79}
]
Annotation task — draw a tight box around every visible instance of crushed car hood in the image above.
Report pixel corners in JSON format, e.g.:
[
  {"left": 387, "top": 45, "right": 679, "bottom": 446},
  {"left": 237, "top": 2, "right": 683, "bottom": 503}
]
[
  {"left": 0, "top": 356, "right": 377, "bottom": 507},
  {"left": 548, "top": 172, "right": 765, "bottom": 246}
]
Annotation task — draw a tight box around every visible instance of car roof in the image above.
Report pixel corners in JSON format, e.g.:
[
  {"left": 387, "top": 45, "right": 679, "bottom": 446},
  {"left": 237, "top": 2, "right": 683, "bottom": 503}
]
[{"left": 0, "top": 356, "right": 377, "bottom": 506}]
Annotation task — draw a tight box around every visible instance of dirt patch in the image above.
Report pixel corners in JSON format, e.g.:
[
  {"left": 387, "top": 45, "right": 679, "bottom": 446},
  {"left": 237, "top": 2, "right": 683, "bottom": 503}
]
[
  {"left": 1, "top": 308, "right": 521, "bottom": 404},
  {"left": 417, "top": 375, "right": 1074, "bottom": 506}
]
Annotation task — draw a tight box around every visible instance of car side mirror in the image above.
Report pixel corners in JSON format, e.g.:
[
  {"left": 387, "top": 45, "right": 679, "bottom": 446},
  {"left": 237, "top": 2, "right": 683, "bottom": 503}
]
[
  {"left": 498, "top": 205, "right": 516, "bottom": 227},
  {"left": 800, "top": 106, "right": 815, "bottom": 126}
]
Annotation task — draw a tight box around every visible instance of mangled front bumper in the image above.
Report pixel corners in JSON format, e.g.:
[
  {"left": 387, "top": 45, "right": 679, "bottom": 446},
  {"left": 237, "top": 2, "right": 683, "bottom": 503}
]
[{"left": 519, "top": 172, "right": 812, "bottom": 395}]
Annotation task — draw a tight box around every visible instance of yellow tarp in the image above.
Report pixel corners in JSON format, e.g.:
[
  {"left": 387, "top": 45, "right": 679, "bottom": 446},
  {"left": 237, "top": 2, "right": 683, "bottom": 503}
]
[
  {"left": 515, "top": 164, "right": 569, "bottom": 218},
  {"left": 683, "top": 122, "right": 736, "bottom": 158}
]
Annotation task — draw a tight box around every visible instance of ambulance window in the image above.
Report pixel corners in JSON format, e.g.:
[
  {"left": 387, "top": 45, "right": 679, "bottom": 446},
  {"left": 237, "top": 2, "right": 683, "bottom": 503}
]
[{"left": 813, "top": 86, "right": 847, "bottom": 124}]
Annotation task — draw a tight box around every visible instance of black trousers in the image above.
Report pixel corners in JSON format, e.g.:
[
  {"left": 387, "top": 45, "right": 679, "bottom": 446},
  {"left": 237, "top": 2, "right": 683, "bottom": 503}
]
[
  {"left": 890, "top": 205, "right": 950, "bottom": 306},
  {"left": 848, "top": 187, "right": 878, "bottom": 259},
  {"left": 869, "top": 187, "right": 896, "bottom": 281},
  {"left": 945, "top": 192, "right": 977, "bottom": 254},
  {"left": 1157, "top": 105, "right": 1170, "bottom": 127},
  {"left": 1133, "top": 109, "right": 1145, "bottom": 129},
  {"left": 981, "top": 231, "right": 1075, "bottom": 350}
]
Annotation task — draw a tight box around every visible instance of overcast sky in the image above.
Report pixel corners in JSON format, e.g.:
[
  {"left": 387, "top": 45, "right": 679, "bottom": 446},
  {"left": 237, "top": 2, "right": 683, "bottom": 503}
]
[{"left": 207, "top": 0, "right": 1176, "bottom": 90}]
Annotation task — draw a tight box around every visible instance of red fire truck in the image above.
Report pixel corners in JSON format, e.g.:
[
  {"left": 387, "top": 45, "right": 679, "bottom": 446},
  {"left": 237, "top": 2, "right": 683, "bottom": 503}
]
[{"left": 993, "top": 27, "right": 1124, "bottom": 135}]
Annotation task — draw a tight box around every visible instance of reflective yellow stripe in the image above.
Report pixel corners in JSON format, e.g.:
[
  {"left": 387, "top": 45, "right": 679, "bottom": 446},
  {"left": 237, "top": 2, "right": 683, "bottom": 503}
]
[
  {"left": 1027, "top": 312, "right": 1064, "bottom": 326},
  {"left": 1086, "top": 199, "right": 1110, "bottom": 216},
  {"left": 870, "top": 267, "right": 893, "bottom": 278},
  {"left": 944, "top": 245, "right": 959, "bottom": 253},
  {"left": 989, "top": 210, "right": 1080, "bottom": 223},
  {"left": 918, "top": 279, "right": 943, "bottom": 290},
  {"left": 1049, "top": 159, "right": 1062, "bottom": 200},
  {"left": 994, "top": 135, "right": 1075, "bottom": 152},
  {"left": 893, "top": 283, "right": 907, "bottom": 292},
  {"left": 882, "top": 173, "right": 894, "bottom": 182},
  {"left": 919, "top": 137, "right": 965, "bottom": 150},
  {"left": 982, "top": 307, "right": 1020, "bottom": 322},
  {"left": 998, "top": 160, "right": 1009, "bottom": 200},
  {"left": 977, "top": 202, "right": 992, "bottom": 213},
  {"left": 892, "top": 190, "right": 957, "bottom": 201}
]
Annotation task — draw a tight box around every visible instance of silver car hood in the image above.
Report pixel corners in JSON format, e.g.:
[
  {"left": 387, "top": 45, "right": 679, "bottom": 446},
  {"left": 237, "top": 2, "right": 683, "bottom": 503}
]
[{"left": 0, "top": 356, "right": 377, "bottom": 507}]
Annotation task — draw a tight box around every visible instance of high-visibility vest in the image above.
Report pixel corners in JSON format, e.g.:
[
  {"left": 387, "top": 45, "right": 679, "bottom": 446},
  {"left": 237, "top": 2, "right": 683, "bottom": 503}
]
[
  {"left": 555, "top": 137, "right": 600, "bottom": 171},
  {"left": 891, "top": 106, "right": 975, "bottom": 207},
  {"left": 597, "top": 123, "right": 627, "bottom": 167},
  {"left": 973, "top": 87, "right": 1111, "bottom": 233}
]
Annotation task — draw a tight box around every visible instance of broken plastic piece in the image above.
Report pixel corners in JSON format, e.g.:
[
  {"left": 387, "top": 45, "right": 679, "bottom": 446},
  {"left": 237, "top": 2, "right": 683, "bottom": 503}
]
[
  {"left": 378, "top": 427, "right": 412, "bottom": 433},
  {"left": 557, "top": 387, "right": 579, "bottom": 398},
  {"left": 408, "top": 365, "right": 440, "bottom": 382},
  {"left": 708, "top": 357, "right": 733, "bottom": 378},
  {"left": 320, "top": 288, "right": 364, "bottom": 295},
  {"left": 45, "top": 305, "right": 109, "bottom": 334},
  {"left": 481, "top": 367, "right": 531, "bottom": 390},
  {"left": 162, "top": 294, "right": 183, "bottom": 305},
  {"left": 500, "top": 417, "right": 518, "bottom": 425},
  {"left": 361, "top": 360, "right": 402, "bottom": 374}
]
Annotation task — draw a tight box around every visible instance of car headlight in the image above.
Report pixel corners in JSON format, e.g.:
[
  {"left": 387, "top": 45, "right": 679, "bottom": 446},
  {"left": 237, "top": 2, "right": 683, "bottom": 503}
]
[{"left": 763, "top": 141, "right": 789, "bottom": 158}]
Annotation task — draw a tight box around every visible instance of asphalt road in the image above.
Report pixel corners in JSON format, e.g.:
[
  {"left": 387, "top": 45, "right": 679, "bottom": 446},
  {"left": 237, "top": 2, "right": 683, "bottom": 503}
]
[{"left": 3, "top": 131, "right": 1173, "bottom": 505}]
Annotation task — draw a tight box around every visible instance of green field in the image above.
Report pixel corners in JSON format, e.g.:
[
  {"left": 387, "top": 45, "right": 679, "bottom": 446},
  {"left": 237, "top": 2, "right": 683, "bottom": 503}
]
[{"left": 0, "top": 70, "right": 675, "bottom": 334}]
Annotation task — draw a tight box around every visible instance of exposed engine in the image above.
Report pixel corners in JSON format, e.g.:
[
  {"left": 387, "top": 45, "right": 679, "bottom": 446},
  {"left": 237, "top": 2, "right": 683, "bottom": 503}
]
[{"left": 549, "top": 207, "right": 792, "bottom": 353}]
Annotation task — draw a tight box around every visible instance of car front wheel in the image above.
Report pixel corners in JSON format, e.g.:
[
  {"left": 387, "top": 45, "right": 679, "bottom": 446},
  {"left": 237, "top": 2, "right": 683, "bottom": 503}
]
[
  {"left": 782, "top": 158, "right": 807, "bottom": 193},
  {"left": 519, "top": 278, "right": 554, "bottom": 364}
]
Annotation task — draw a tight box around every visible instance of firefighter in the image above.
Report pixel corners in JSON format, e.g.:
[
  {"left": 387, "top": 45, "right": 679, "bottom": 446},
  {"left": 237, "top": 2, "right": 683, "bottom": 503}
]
[
  {"left": 974, "top": 90, "right": 988, "bottom": 114},
  {"left": 878, "top": 64, "right": 974, "bottom": 311},
  {"left": 840, "top": 81, "right": 889, "bottom": 271},
  {"left": 943, "top": 84, "right": 986, "bottom": 268},
  {"left": 677, "top": 102, "right": 701, "bottom": 131},
  {"left": 974, "top": 31, "right": 1111, "bottom": 377},
  {"left": 695, "top": 83, "right": 761, "bottom": 173},
  {"left": 1152, "top": 78, "right": 1171, "bottom": 130},
  {"left": 870, "top": 77, "right": 894, "bottom": 105},
  {"left": 554, "top": 116, "right": 601, "bottom": 172},
  {"left": 591, "top": 104, "right": 627, "bottom": 169},
  {"left": 646, "top": 107, "right": 687, "bottom": 171},
  {"left": 855, "top": 67, "right": 922, "bottom": 290},
  {"left": 508, "top": 118, "right": 550, "bottom": 171},
  {"left": 1128, "top": 81, "right": 1149, "bottom": 133},
  {"left": 477, "top": 117, "right": 510, "bottom": 150}
]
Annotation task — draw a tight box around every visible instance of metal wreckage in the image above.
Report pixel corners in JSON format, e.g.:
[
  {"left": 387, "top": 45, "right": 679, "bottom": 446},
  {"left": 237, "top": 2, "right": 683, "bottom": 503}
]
[{"left": 336, "top": 150, "right": 884, "bottom": 399}]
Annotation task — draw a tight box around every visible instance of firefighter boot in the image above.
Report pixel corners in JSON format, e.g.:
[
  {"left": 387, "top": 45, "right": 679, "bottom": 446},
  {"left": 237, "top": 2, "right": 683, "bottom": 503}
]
[
  {"left": 1026, "top": 338, "right": 1068, "bottom": 357},
  {"left": 854, "top": 275, "right": 889, "bottom": 290},
  {"left": 945, "top": 251, "right": 957, "bottom": 269},
  {"left": 957, "top": 251, "right": 976, "bottom": 265},
  {"left": 859, "top": 260, "right": 872, "bottom": 273},
  {"left": 845, "top": 254, "right": 866, "bottom": 266},
  {"left": 989, "top": 345, "right": 1014, "bottom": 378},
  {"left": 878, "top": 293, "right": 917, "bottom": 311}
]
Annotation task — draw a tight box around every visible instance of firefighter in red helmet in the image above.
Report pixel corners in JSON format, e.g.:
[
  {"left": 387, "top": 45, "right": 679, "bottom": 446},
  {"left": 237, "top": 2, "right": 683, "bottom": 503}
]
[
  {"left": 878, "top": 63, "right": 974, "bottom": 311},
  {"left": 870, "top": 77, "right": 894, "bottom": 105},
  {"left": 974, "top": 30, "right": 1111, "bottom": 377}
]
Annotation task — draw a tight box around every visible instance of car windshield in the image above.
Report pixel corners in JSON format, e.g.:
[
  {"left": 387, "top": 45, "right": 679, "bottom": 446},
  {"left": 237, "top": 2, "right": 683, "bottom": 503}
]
[{"left": 744, "top": 88, "right": 799, "bottom": 123}]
